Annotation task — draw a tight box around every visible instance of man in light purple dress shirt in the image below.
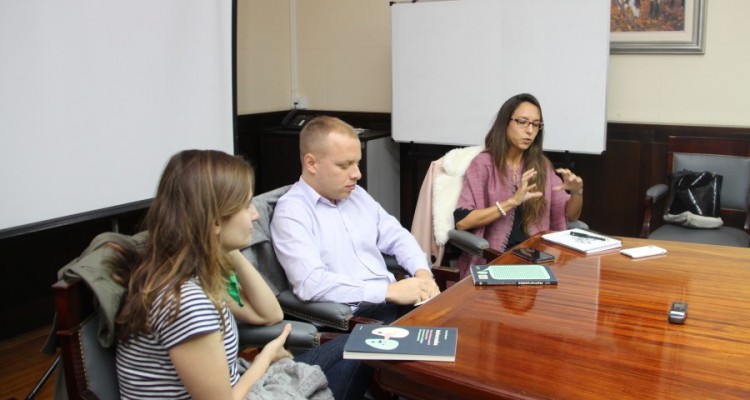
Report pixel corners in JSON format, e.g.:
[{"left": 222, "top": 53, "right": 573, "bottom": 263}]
[{"left": 270, "top": 116, "right": 440, "bottom": 323}]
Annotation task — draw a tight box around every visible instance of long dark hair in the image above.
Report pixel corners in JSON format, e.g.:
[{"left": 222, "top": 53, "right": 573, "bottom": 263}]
[
  {"left": 115, "top": 150, "right": 254, "bottom": 342},
  {"left": 484, "top": 93, "right": 550, "bottom": 233}
]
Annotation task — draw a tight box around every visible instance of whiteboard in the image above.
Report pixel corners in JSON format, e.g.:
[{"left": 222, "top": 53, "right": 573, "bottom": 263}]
[
  {"left": 391, "top": 0, "right": 609, "bottom": 154},
  {"left": 0, "top": 0, "right": 234, "bottom": 234}
]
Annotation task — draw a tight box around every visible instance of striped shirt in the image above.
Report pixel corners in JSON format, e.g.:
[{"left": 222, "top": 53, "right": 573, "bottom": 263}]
[{"left": 116, "top": 279, "right": 240, "bottom": 399}]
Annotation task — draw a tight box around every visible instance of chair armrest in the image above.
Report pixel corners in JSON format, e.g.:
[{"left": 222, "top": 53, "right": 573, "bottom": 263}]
[
  {"left": 431, "top": 265, "right": 460, "bottom": 291},
  {"left": 382, "top": 253, "right": 408, "bottom": 278},
  {"left": 640, "top": 183, "right": 669, "bottom": 238},
  {"left": 567, "top": 220, "right": 589, "bottom": 230},
  {"left": 448, "top": 229, "right": 490, "bottom": 257},
  {"left": 236, "top": 320, "right": 320, "bottom": 351},
  {"left": 646, "top": 183, "right": 669, "bottom": 201},
  {"left": 277, "top": 290, "right": 353, "bottom": 331}
]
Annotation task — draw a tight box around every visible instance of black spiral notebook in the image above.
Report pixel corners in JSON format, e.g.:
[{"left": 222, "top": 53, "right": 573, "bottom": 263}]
[{"left": 470, "top": 264, "right": 558, "bottom": 286}]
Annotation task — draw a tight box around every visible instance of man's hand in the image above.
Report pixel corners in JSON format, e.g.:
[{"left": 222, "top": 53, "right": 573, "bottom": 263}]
[
  {"left": 414, "top": 269, "right": 440, "bottom": 299},
  {"left": 386, "top": 271, "right": 440, "bottom": 305}
]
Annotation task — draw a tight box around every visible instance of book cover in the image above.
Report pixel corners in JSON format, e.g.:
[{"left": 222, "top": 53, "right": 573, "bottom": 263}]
[
  {"left": 470, "top": 264, "right": 558, "bottom": 286},
  {"left": 541, "top": 228, "right": 622, "bottom": 254},
  {"left": 343, "top": 324, "right": 458, "bottom": 362}
]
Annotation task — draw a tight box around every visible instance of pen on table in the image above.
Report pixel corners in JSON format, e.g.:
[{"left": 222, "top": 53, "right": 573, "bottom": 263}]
[{"left": 570, "top": 231, "right": 606, "bottom": 241}]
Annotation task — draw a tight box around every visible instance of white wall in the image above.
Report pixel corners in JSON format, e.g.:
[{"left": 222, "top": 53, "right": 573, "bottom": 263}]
[
  {"left": 295, "top": 0, "right": 392, "bottom": 112},
  {"left": 0, "top": 0, "right": 235, "bottom": 233},
  {"left": 238, "top": 0, "right": 750, "bottom": 129},
  {"left": 236, "top": 0, "right": 292, "bottom": 114},
  {"left": 237, "top": 0, "right": 391, "bottom": 114},
  {"left": 608, "top": 1, "right": 750, "bottom": 126}
]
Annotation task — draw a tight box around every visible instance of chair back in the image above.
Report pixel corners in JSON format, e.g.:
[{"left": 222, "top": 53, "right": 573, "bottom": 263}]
[
  {"left": 667, "top": 136, "right": 750, "bottom": 230},
  {"left": 241, "top": 185, "right": 293, "bottom": 295},
  {"left": 432, "top": 146, "right": 485, "bottom": 245},
  {"left": 53, "top": 278, "right": 120, "bottom": 400},
  {"left": 411, "top": 146, "right": 482, "bottom": 267},
  {"left": 50, "top": 231, "right": 141, "bottom": 400}
]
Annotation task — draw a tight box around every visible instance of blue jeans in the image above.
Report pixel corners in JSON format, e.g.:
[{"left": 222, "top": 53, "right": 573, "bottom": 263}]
[
  {"left": 354, "top": 302, "right": 416, "bottom": 324},
  {"left": 296, "top": 334, "right": 373, "bottom": 400}
]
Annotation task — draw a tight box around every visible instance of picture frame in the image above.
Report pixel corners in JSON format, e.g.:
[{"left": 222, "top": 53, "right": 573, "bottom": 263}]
[{"left": 610, "top": 0, "right": 706, "bottom": 54}]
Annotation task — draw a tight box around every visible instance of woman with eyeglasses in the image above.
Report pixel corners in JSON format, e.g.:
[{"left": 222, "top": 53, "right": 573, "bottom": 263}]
[{"left": 453, "top": 93, "right": 584, "bottom": 278}]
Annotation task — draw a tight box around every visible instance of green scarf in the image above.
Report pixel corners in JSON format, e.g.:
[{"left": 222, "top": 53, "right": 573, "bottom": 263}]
[{"left": 227, "top": 272, "right": 243, "bottom": 307}]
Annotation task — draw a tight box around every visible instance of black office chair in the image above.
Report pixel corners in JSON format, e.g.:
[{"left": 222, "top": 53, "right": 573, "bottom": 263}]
[{"left": 640, "top": 136, "right": 750, "bottom": 247}]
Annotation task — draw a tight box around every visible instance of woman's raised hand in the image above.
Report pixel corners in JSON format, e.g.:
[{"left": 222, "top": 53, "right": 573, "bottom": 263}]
[
  {"left": 553, "top": 168, "right": 583, "bottom": 193},
  {"left": 512, "top": 168, "right": 543, "bottom": 205}
]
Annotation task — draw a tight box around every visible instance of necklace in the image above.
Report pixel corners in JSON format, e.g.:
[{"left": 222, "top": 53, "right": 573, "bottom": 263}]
[{"left": 509, "top": 164, "right": 520, "bottom": 193}]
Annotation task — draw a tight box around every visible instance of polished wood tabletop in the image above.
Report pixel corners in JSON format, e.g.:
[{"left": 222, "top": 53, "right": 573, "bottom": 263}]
[{"left": 369, "top": 235, "right": 750, "bottom": 399}]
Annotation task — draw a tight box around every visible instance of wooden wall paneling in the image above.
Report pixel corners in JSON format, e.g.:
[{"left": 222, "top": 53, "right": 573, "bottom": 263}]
[
  {"left": 593, "top": 140, "right": 643, "bottom": 236},
  {"left": 236, "top": 112, "right": 288, "bottom": 193},
  {"left": 257, "top": 131, "right": 302, "bottom": 194},
  {"left": 537, "top": 138, "right": 663, "bottom": 238},
  {"left": 548, "top": 151, "right": 602, "bottom": 231}
]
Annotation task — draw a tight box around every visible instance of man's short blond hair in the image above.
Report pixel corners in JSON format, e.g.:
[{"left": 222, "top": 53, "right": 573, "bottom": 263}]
[{"left": 299, "top": 116, "right": 358, "bottom": 162}]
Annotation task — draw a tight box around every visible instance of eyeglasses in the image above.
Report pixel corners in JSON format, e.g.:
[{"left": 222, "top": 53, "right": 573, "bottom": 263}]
[{"left": 510, "top": 118, "right": 544, "bottom": 130}]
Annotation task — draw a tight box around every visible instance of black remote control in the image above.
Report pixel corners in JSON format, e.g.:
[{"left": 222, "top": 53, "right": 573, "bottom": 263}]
[{"left": 668, "top": 302, "right": 688, "bottom": 324}]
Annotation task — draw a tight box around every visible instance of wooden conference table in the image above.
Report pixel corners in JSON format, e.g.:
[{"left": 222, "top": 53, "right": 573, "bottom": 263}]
[{"left": 368, "top": 235, "right": 750, "bottom": 399}]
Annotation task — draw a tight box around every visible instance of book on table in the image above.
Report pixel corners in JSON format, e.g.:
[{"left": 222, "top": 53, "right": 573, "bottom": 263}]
[
  {"left": 470, "top": 264, "right": 558, "bottom": 286},
  {"left": 541, "top": 228, "right": 622, "bottom": 254},
  {"left": 343, "top": 324, "right": 458, "bottom": 362}
]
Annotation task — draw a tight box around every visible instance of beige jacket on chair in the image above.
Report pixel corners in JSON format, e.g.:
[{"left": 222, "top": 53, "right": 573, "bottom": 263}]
[{"left": 411, "top": 146, "right": 484, "bottom": 266}]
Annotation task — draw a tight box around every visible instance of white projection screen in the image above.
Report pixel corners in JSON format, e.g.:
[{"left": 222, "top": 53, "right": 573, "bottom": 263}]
[
  {"left": 0, "top": 0, "right": 235, "bottom": 235},
  {"left": 391, "top": 0, "right": 609, "bottom": 154}
]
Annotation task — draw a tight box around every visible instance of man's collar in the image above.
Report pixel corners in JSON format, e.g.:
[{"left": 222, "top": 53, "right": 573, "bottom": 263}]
[{"left": 298, "top": 177, "right": 342, "bottom": 207}]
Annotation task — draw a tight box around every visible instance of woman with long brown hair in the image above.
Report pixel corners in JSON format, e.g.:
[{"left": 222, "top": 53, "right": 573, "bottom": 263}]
[
  {"left": 453, "top": 93, "right": 584, "bottom": 277},
  {"left": 114, "top": 149, "right": 370, "bottom": 399}
]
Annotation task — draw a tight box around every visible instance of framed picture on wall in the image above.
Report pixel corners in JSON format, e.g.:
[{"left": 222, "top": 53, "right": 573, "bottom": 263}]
[{"left": 610, "top": 0, "right": 706, "bottom": 54}]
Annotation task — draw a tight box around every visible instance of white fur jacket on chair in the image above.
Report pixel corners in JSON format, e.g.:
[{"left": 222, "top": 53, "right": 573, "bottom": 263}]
[{"left": 411, "top": 145, "right": 484, "bottom": 266}]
